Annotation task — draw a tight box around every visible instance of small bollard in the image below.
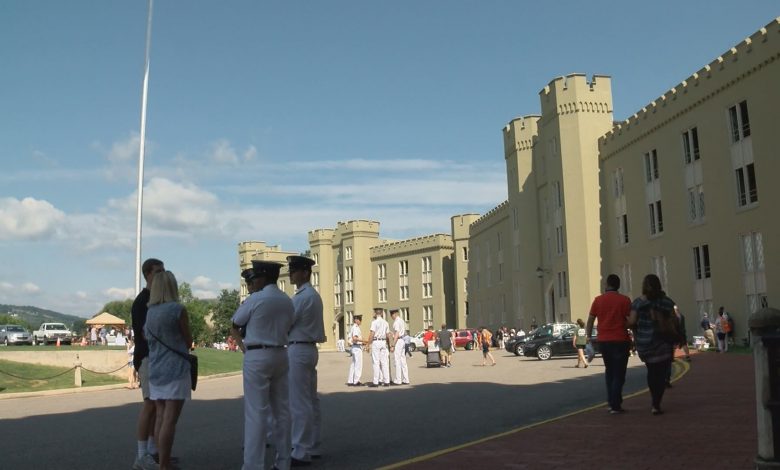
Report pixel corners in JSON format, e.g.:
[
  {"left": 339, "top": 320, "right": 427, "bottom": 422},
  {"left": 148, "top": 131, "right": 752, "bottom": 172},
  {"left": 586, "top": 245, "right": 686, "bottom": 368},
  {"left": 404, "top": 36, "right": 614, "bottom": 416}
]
[
  {"left": 749, "top": 307, "right": 780, "bottom": 469},
  {"left": 74, "top": 354, "right": 82, "bottom": 387}
]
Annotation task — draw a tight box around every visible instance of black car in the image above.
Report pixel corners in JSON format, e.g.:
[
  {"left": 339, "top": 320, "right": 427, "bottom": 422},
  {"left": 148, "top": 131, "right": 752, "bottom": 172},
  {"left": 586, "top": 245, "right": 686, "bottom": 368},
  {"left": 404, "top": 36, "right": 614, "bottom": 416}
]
[
  {"left": 522, "top": 323, "right": 599, "bottom": 360},
  {"left": 504, "top": 334, "right": 529, "bottom": 356}
]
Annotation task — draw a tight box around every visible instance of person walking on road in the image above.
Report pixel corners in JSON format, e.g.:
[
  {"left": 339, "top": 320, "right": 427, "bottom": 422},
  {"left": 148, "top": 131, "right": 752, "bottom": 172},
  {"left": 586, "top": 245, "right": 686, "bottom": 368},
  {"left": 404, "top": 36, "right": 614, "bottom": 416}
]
[
  {"left": 586, "top": 274, "right": 632, "bottom": 414},
  {"left": 347, "top": 315, "right": 366, "bottom": 386},
  {"left": 573, "top": 319, "right": 588, "bottom": 368},
  {"left": 286, "top": 255, "right": 326, "bottom": 465},
  {"left": 230, "top": 261, "right": 295, "bottom": 470},
  {"left": 131, "top": 257, "right": 165, "bottom": 470},
  {"left": 628, "top": 274, "right": 678, "bottom": 415},
  {"left": 390, "top": 309, "right": 410, "bottom": 384},
  {"left": 368, "top": 308, "right": 390, "bottom": 387},
  {"left": 480, "top": 328, "right": 496, "bottom": 366},
  {"left": 437, "top": 324, "right": 455, "bottom": 368}
]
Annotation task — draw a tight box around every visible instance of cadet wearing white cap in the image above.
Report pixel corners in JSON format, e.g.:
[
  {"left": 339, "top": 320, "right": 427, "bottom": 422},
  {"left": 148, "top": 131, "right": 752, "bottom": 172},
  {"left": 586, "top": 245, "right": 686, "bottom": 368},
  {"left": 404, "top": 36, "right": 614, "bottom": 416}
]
[
  {"left": 368, "top": 308, "right": 390, "bottom": 387},
  {"left": 287, "top": 255, "right": 326, "bottom": 465},
  {"left": 231, "top": 261, "right": 294, "bottom": 470},
  {"left": 389, "top": 309, "right": 410, "bottom": 385},
  {"left": 347, "top": 315, "right": 366, "bottom": 386}
]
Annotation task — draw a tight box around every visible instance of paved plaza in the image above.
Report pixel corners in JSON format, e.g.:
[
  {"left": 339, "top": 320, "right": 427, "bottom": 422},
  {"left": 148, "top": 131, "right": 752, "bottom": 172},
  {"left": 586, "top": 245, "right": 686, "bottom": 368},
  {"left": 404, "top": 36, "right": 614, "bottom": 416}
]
[{"left": 0, "top": 348, "right": 653, "bottom": 469}]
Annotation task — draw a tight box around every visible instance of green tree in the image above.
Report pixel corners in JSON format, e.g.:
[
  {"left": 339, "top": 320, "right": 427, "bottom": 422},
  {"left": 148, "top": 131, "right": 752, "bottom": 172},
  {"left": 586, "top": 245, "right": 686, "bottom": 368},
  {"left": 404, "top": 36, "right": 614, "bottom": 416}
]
[
  {"left": 0, "top": 314, "right": 32, "bottom": 331},
  {"left": 211, "top": 289, "right": 239, "bottom": 341},
  {"left": 178, "top": 282, "right": 195, "bottom": 304},
  {"left": 98, "top": 299, "right": 134, "bottom": 324}
]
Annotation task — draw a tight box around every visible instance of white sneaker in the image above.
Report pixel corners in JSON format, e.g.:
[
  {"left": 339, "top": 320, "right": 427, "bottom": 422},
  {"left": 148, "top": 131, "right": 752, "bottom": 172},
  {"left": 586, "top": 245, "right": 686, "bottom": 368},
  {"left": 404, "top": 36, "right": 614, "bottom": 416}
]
[{"left": 133, "top": 454, "right": 159, "bottom": 470}]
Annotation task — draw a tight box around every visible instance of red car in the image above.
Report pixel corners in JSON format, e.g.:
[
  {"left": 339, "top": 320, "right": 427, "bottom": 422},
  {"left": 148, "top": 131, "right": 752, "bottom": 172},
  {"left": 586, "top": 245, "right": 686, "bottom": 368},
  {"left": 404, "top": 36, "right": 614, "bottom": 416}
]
[{"left": 453, "top": 329, "right": 478, "bottom": 350}]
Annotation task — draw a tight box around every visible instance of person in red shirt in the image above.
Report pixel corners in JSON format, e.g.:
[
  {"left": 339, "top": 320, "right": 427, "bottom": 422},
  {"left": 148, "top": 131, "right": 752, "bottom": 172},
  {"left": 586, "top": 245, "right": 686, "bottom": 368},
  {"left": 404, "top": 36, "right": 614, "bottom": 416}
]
[
  {"left": 586, "top": 274, "right": 632, "bottom": 414},
  {"left": 422, "top": 325, "right": 436, "bottom": 350}
]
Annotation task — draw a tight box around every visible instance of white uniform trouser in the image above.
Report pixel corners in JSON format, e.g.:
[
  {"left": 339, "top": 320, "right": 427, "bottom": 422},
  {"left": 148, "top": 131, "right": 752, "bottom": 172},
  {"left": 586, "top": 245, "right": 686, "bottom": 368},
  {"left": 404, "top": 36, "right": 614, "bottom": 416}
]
[
  {"left": 372, "top": 340, "right": 390, "bottom": 385},
  {"left": 347, "top": 345, "right": 363, "bottom": 384},
  {"left": 393, "top": 338, "right": 409, "bottom": 384},
  {"left": 242, "top": 348, "right": 291, "bottom": 470},
  {"left": 288, "top": 344, "right": 321, "bottom": 461}
]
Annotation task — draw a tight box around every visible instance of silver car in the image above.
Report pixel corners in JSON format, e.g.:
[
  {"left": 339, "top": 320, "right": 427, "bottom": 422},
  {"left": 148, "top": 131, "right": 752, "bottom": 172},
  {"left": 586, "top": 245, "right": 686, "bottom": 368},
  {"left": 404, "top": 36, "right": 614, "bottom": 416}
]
[{"left": 0, "top": 324, "right": 33, "bottom": 346}]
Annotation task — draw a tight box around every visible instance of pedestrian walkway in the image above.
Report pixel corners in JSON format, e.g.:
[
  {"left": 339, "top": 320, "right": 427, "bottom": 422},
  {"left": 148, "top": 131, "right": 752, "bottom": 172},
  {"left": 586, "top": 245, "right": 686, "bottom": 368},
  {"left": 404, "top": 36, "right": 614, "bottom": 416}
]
[{"left": 393, "top": 351, "right": 756, "bottom": 469}]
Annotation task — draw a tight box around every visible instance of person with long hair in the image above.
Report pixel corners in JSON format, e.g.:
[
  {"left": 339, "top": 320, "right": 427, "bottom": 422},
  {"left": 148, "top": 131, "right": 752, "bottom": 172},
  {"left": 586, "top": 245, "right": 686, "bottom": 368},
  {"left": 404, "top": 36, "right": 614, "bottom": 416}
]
[
  {"left": 573, "top": 319, "right": 588, "bottom": 368},
  {"left": 627, "top": 274, "right": 677, "bottom": 415},
  {"left": 144, "top": 270, "right": 192, "bottom": 470}
]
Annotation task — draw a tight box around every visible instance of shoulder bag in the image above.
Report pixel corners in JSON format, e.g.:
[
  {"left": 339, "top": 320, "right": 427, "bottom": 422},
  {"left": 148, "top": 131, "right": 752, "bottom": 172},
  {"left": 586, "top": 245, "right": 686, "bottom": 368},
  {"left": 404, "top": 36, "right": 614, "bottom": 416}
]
[{"left": 148, "top": 330, "right": 198, "bottom": 391}]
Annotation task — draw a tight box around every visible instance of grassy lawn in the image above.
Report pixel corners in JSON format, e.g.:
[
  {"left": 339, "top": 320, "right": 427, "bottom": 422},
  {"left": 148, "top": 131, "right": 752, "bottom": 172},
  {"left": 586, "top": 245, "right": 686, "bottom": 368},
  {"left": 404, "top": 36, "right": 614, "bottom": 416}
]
[
  {"left": 0, "top": 347, "right": 242, "bottom": 394},
  {"left": 0, "top": 359, "right": 124, "bottom": 394}
]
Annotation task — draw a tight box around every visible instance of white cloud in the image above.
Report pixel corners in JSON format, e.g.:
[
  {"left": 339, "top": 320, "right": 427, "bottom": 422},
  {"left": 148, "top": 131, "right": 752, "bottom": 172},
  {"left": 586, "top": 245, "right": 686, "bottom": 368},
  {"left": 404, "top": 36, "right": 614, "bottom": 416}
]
[
  {"left": 107, "top": 133, "right": 141, "bottom": 163},
  {"left": 21, "top": 282, "right": 41, "bottom": 294},
  {"left": 0, "top": 197, "right": 66, "bottom": 241},
  {"left": 76, "top": 291, "right": 88, "bottom": 299},
  {"left": 191, "top": 275, "right": 212, "bottom": 290},
  {"left": 103, "top": 287, "right": 135, "bottom": 300},
  {"left": 243, "top": 145, "right": 257, "bottom": 162},
  {"left": 192, "top": 289, "right": 217, "bottom": 299},
  {"left": 209, "top": 139, "right": 238, "bottom": 164}
]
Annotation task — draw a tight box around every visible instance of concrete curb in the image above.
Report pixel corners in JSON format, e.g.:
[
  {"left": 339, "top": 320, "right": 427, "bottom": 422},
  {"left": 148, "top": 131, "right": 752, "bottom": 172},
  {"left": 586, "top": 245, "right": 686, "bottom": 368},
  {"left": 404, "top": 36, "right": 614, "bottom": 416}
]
[{"left": 0, "top": 370, "right": 243, "bottom": 400}]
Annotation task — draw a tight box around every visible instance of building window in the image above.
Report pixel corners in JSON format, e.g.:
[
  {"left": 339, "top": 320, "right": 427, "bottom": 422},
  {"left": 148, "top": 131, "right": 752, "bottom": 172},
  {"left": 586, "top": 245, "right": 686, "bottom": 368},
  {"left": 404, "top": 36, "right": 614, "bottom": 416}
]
[
  {"left": 692, "top": 245, "right": 711, "bottom": 280},
  {"left": 648, "top": 200, "right": 664, "bottom": 235},
  {"left": 278, "top": 280, "right": 286, "bottom": 291},
  {"left": 463, "top": 277, "right": 468, "bottom": 294},
  {"left": 729, "top": 100, "right": 751, "bottom": 143},
  {"left": 688, "top": 185, "right": 706, "bottom": 222},
  {"left": 334, "top": 272, "right": 342, "bottom": 307},
  {"left": 557, "top": 271, "right": 568, "bottom": 298},
  {"left": 555, "top": 225, "right": 565, "bottom": 254},
  {"left": 422, "top": 256, "right": 432, "bottom": 299},
  {"left": 682, "top": 127, "right": 701, "bottom": 164},
  {"left": 735, "top": 163, "right": 759, "bottom": 207},
  {"left": 513, "top": 207, "right": 519, "bottom": 230},
  {"left": 462, "top": 247, "right": 468, "bottom": 261},
  {"left": 399, "top": 260, "right": 409, "bottom": 300},
  {"left": 345, "top": 266, "right": 354, "bottom": 305},
  {"left": 498, "top": 263, "right": 504, "bottom": 282},
  {"left": 377, "top": 264, "right": 387, "bottom": 303},
  {"left": 742, "top": 232, "right": 768, "bottom": 314},
  {"left": 423, "top": 305, "right": 433, "bottom": 329},
  {"left": 613, "top": 168, "right": 625, "bottom": 198},
  {"left": 312, "top": 253, "right": 318, "bottom": 265},
  {"left": 644, "top": 149, "right": 659, "bottom": 183},
  {"left": 553, "top": 181, "right": 563, "bottom": 208},
  {"left": 651, "top": 256, "right": 668, "bottom": 289},
  {"left": 619, "top": 264, "right": 632, "bottom": 294},
  {"left": 345, "top": 246, "right": 352, "bottom": 260},
  {"left": 346, "top": 311, "right": 353, "bottom": 326},
  {"left": 400, "top": 307, "right": 410, "bottom": 325},
  {"left": 312, "top": 272, "right": 319, "bottom": 288},
  {"left": 335, "top": 292, "right": 341, "bottom": 307},
  {"left": 618, "top": 214, "right": 629, "bottom": 245}
]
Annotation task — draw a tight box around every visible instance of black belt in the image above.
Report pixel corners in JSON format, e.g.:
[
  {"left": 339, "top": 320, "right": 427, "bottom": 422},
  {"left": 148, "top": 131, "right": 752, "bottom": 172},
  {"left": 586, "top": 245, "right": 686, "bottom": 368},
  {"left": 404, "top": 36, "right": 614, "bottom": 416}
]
[
  {"left": 289, "top": 341, "right": 316, "bottom": 345},
  {"left": 374, "top": 338, "right": 386, "bottom": 341},
  {"left": 246, "top": 344, "right": 285, "bottom": 350}
]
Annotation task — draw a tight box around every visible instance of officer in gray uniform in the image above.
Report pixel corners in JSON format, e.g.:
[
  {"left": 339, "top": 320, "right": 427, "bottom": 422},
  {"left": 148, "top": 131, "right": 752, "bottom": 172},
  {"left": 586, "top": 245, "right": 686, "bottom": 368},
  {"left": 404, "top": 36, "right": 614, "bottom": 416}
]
[
  {"left": 287, "top": 255, "right": 326, "bottom": 465},
  {"left": 231, "top": 261, "right": 294, "bottom": 470}
]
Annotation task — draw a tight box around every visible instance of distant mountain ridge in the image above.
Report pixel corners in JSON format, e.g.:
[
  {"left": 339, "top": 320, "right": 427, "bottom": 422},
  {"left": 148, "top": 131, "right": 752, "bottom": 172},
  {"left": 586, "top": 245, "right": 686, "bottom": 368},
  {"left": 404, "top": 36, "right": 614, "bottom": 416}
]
[{"left": 0, "top": 304, "right": 84, "bottom": 328}]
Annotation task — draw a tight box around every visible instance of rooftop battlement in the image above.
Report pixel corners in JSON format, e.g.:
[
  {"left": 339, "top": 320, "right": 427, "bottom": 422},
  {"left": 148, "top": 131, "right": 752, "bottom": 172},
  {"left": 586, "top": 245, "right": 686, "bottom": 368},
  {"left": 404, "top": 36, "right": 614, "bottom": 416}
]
[
  {"left": 335, "top": 220, "right": 380, "bottom": 235},
  {"left": 451, "top": 213, "right": 480, "bottom": 240},
  {"left": 540, "top": 73, "right": 613, "bottom": 118},
  {"left": 370, "top": 233, "right": 453, "bottom": 258},
  {"left": 503, "top": 115, "right": 540, "bottom": 156},
  {"left": 308, "top": 228, "right": 335, "bottom": 243},
  {"left": 600, "top": 17, "right": 780, "bottom": 155},
  {"left": 470, "top": 200, "right": 509, "bottom": 232}
]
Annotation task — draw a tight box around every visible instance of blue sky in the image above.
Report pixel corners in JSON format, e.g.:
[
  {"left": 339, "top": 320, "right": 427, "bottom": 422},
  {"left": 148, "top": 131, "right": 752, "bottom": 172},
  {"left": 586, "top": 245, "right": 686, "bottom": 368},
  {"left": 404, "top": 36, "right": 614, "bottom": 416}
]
[{"left": 1, "top": 1, "right": 777, "bottom": 317}]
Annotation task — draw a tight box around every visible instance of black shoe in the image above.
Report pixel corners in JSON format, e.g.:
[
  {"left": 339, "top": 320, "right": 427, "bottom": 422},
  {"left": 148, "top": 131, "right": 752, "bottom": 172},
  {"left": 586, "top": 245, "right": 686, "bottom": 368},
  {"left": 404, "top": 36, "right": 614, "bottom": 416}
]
[
  {"left": 383, "top": 383, "right": 390, "bottom": 387},
  {"left": 666, "top": 382, "right": 673, "bottom": 388},
  {"left": 389, "top": 382, "right": 401, "bottom": 386},
  {"left": 367, "top": 383, "right": 379, "bottom": 388},
  {"left": 353, "top": 382, "right": 364, "bottom": 387},
  {"left": 291, "top": 457, "right": 312, "bottom": 467}
]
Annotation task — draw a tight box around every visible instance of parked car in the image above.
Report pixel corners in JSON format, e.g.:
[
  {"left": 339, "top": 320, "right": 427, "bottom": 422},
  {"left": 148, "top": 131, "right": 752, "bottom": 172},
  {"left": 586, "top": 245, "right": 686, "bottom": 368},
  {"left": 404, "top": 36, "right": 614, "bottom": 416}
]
[
  {"left": 505, "top": 333, "right": 529, "bottom": 356},
  {"left": 454, "top": 329, "right": 477, "bottom": 350},
  {"left": 0, "top": 324, "right": 33, "bottom": 346},
  {"left": 522, "top": 323, "right": 599, "bottom": 360},
  {"left": 409, "top": 330, "right": 426, "bottom": 353}
]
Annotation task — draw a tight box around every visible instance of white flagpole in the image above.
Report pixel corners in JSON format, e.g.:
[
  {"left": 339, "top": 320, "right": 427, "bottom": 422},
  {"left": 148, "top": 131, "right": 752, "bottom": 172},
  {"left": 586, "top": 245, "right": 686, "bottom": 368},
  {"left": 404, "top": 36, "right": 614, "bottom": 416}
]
[{"left": 135, "top": 0, "right": 154, "bottom": 294}]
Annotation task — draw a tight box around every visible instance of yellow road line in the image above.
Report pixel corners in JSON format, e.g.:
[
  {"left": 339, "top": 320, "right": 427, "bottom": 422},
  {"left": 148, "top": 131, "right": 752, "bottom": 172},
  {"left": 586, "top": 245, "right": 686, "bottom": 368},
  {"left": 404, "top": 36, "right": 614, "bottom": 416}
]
[{"left": 379, "top": 358, "right": 691, "bottom": 469}]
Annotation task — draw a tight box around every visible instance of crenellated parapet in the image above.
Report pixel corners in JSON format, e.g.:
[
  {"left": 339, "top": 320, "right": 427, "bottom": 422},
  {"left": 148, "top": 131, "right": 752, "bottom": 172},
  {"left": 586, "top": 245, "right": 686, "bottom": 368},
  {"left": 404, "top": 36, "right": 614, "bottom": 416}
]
[
  {"left": 369, "top": 233, "right": 454, "bottom": 259},
  {"left": 334, "top": 220, "right": 381, "bottom": 239},
  {"left": 469, "top": 200, "right": 509, "bottom": 235},
  {"left": 539, "top": 73, "right": 613, "bottom": 119},
  {"left": 451, "top": 213, "right": 480, "bottom": 241},
  {"left": 600, "top": 17, "right": 780, "bottom": 158},
  {"left": 308, "top": 228, "right": 335, "bottom": 245},
  {"left": 503, "top": 115, "right": 540, "bottom": 158}
]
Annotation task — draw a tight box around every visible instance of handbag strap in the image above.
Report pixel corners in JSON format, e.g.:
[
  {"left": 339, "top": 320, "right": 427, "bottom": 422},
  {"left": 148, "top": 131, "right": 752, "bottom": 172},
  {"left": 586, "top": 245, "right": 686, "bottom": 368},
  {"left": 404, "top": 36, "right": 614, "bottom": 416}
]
[{"left": 147, "top": 329, "right": 190, "bottom": 361}]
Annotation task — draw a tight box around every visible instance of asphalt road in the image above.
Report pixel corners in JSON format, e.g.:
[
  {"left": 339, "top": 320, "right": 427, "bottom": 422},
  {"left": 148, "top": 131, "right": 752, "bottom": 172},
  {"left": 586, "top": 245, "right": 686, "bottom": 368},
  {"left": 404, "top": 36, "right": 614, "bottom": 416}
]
[{"left": 0, "top": 348, "right": 649, "bottom": 469}]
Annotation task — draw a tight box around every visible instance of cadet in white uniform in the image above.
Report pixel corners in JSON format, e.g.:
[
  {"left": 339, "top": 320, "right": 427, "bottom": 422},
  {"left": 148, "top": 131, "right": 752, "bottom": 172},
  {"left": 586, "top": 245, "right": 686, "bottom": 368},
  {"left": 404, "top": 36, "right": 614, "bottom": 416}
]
[
  {"left": 390, "top": 309, "right": 410, "bottom": 385},
  {"left": 368, "top": 308, "right": 390, "bottom": 387},
  {"left": 347, "top": 315, "right": 366, "bottom": 386},
  {"left": 231, "top": 261, "right": 294, "bottom": 470},
  {"left": 286, "top": 255, "right": 326, "bottom": 465}
]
